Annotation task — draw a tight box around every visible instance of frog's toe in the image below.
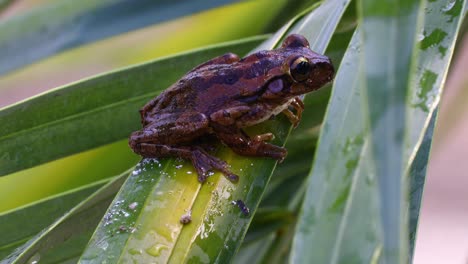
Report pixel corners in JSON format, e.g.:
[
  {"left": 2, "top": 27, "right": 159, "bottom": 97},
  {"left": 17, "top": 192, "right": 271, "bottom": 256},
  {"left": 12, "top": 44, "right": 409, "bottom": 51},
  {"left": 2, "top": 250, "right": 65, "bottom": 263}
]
[
  {"left": 191, "top": 148, "right": 239, "bottom": 183},
  {"left": 191, "top": 154, "right": 212, "bottom": 182},
  {"left": 225, "top": 173, "right": 239, "bottom": 183},
  {"left": 258, "top": 143, "right": 287, "bottom": 162},
  {"left": 197, "top": 171, "right": 210, "bottom": 183}
]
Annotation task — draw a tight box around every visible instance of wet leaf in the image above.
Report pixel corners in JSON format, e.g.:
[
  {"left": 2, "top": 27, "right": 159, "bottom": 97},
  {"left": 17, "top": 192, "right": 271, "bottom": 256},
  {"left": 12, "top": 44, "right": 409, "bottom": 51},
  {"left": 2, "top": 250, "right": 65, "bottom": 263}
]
[
  {"left": 2, "top": 174, "right": 127, "bottom": 264},
  {"left": 408, "top": 110, "right": 436, "bottom": 258},
  {"left": 291, "top": 0, "right": 466, "bottom": 263},
  {"left": 406, "top": 0, "right": 467, "bottom": 256},
  {"left": 79, "top": 1, "right": 351, "bottom": 262},
  {"left": 0, "top": 179, "right": 107, "bottom": 259}
]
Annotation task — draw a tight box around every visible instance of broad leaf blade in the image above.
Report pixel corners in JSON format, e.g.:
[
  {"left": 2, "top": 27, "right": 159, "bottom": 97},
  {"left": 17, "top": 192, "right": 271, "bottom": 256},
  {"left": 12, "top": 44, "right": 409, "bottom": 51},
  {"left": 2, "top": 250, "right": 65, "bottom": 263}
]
[
  {"left": 1, "top": 174, "right": 127, "bottom": 264},
  {"left": 234, "top": 22, "right": 357, "bottom": 263},
  {"left": 408, "top": 110, "right": 436, "bottom": 258},
  {"left": 0, "top": 0, "right": 237, "bottom": 75},
  {"left": 0, "top": 179, "right": 108, "bottom": 259},
  {"left": 291, "top": 0, "right": 466, "bottom": 263},
  {"left": 0, "top": 36, "right": 266, "bottom": 176},
  {"left": 80, "top": 1, "right": 350, "bottom": 262},
  {"left": 359, "top": 0, "right": 422, "bottom": 262},
  {"left": 406, "top": 0, "right": 467, "bottom": 256},
  {"left": 291, "top": 30, "right": 383, "bottom": 264}
]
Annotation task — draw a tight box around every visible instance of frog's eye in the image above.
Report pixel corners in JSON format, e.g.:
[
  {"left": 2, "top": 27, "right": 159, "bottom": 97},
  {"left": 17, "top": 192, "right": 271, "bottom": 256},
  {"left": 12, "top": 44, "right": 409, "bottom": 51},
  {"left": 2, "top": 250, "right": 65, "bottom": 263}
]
[{"left": 290, "top": 57, "right": 312, "bottom": 82}]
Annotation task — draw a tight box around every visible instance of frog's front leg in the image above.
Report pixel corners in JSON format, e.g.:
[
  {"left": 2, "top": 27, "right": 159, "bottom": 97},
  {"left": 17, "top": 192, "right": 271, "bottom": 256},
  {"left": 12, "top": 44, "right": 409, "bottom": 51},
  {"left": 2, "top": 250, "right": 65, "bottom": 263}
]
[
  {"left": 213, "top": 126, "right": 287, "bottom": 162},
  {"left": 130, "top": 112, "right": 210, "bottom": 146},
  {"left": 211, "top": 105, "right": 286, "bottom": 160},
  {"left": 282, "top": 97, "right": 304, "bottom": 127}
]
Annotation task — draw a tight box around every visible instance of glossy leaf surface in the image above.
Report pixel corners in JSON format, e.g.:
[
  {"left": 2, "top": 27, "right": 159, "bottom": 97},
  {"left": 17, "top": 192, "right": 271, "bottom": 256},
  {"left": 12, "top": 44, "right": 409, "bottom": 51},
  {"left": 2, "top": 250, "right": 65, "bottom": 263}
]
[
  {"left": 2, "top": 175, "right": 126, "bottom": 264},
  {"left": 0, "top": 180, "right": 105, "bottom": 259},
  {"left": 80, "top": 1, "right": 351, "bottom": 262},
  {"left": 291, "top": 0, "right": 466, "bottom": 263}
]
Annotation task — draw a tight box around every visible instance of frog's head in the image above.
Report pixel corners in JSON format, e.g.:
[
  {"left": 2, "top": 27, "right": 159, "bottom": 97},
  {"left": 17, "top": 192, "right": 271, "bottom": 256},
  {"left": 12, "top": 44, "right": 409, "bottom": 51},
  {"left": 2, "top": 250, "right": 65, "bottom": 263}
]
[{"left": 262, "top": 34, "right": 334, "bottom": 100}]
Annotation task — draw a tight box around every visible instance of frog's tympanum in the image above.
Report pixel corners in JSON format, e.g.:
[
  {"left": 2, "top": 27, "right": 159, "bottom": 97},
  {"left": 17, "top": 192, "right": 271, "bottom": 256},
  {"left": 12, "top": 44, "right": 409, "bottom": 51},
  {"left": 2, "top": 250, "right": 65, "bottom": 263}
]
[{"left": 129, "top": 34, "right": 334, "bottom": 183}]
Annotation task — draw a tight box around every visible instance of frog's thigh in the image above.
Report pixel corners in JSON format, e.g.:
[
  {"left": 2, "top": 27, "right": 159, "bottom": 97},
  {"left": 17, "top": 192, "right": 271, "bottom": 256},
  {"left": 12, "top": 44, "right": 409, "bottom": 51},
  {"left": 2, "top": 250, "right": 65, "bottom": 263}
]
[
  {"left": 134, "top": 144, "right": 192, "bottom": 159},
  {"left": 133, "top": 112, "right": 209, "bottom": 145}
]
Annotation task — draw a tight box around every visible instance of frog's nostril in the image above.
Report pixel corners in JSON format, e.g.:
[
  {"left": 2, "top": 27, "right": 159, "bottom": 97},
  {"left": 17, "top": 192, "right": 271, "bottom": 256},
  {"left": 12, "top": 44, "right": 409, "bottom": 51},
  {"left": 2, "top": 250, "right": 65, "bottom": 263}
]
[
  {"left": 316, "top": 61, "right": 334, "bottom": 80},
  {"left": 317, "top": 61, "right": 333, "bottom": 71}
]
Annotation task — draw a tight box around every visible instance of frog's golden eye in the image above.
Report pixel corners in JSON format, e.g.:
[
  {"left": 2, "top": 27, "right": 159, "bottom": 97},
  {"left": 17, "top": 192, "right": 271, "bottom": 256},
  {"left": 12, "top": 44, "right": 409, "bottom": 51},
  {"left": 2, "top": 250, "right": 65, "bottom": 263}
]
[{"left": 290, "top": 57, "right": 311, "bottom": 82}]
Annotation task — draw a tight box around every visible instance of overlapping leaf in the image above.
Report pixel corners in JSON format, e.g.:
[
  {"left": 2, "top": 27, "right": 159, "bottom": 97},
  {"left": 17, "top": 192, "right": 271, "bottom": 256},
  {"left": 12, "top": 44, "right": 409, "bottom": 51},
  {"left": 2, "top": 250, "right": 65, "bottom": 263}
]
[
  {"left": 1, "top": 0, "right": 464, "bottom": 262},
  {"left": 1, "top": 174, "right": 127, "bottom": 264},
  {"left": 79, "top": 1, "right": 351, "bottom": 262},
  {"left": 291, "top": 0, "right": 466, "bottom": 263},
  {"left": 0, "top": 179, "right": 107, "bottom": 259}
]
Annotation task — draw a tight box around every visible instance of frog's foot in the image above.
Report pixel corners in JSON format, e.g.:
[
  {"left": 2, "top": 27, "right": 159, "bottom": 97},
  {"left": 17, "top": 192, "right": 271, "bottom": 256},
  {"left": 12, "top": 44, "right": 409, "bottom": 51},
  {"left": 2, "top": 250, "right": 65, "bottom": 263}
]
[
  {"left": 282, "top": 97, "right": 304, "bottom": 128},
  {"left": 191, "top": 147, "right": 239, "bottom": 183},
  {"left": 256, "top": 142, "right": 287, "bottom": 162}
]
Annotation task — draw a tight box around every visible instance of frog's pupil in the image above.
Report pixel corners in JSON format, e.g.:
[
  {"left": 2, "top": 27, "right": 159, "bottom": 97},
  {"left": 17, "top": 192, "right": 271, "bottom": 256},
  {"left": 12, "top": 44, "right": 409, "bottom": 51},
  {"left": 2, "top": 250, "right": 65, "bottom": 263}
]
[{"left": 296, "top": 61, "right": 310, "bottom": 75}]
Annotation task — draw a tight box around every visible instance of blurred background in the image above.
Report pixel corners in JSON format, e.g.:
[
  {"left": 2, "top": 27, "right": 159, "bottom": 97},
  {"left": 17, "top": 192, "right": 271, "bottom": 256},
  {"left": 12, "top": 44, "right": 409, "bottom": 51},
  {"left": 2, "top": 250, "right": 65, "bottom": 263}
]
[{"left": 0, "top": 0, "right": 466, "bottom": 263}]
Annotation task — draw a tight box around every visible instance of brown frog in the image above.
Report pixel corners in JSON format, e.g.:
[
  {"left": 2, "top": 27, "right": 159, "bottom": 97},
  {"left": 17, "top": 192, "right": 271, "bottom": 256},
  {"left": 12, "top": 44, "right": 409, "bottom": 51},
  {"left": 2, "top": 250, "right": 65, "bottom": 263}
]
[{"left": 129, "top": 34, "right": 334, "bottom": 183}]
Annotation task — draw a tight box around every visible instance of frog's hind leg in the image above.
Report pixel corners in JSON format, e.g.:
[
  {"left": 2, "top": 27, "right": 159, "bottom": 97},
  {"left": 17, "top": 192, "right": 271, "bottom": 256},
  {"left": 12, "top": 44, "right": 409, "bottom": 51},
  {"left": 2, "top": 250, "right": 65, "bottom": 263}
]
[
  {"left": 131, "top": 143, "right": 238, "bottom": 183},
  {"left": 130, "top": 111, "right": 210, "bottom": 146},
  {"left": 129, "top": 111, "right": 239, "bottom": 182}
]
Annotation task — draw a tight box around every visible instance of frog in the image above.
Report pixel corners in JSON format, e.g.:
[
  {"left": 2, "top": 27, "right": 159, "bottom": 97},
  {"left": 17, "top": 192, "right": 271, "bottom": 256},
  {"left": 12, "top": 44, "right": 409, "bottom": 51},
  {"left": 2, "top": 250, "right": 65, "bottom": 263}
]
[{"left": 129, "top": 34, "right": 334, "bottom": 183}]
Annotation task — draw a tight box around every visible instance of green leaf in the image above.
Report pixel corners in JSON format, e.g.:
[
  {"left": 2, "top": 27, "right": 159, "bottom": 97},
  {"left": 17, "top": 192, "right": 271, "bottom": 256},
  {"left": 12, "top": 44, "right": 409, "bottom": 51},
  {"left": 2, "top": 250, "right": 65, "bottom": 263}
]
[
  {"left": 79, "top": 1, "right": 351, "bottom": 262},
  {"left": 242, "top": 208, "right": 295, "bottom": 245},
  {"left": 0, "top": 0, "right": 238, "bottom": 75},
  {"left": 0, "top": 36, "right": 266, "bottom": 177},
  {"left": 408, "top": 110, "right": 436, "bottom": 258},
  {"left": 234, "top": 21, "right": 357, "bottom": 263},
  {"left": 2, "top": 174, "right": 127, "bottom": 264},
  {"left": 0, "top": 179, "right": 107, "bottom": 259},
  {"left": 291, "top": 0, "right": 466, "bottom": 263},
  {"left": 359, "top": 0, "right": 423, "bottom": 262},
  {"left": 233, "top": 235, "right": 276, "bottom": 264},
  {"left": 0, "top": 139, "right": 139, "bottom": 213},
  {"left": 406, "top": 0, "right": 467, "bottom": 257},
  {"left": 291, "top": 30, "right": 379, "bottom": 264}
]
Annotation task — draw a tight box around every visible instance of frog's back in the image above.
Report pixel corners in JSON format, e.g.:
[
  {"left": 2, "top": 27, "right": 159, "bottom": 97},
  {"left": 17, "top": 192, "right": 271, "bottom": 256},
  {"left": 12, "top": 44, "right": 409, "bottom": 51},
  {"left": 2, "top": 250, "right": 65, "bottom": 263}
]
[
  {"left": 147, "top": 78, "right": 198, "bottom": 113},
  {"left": 153, "top": 50, "right": 288, "bottom": 114}
]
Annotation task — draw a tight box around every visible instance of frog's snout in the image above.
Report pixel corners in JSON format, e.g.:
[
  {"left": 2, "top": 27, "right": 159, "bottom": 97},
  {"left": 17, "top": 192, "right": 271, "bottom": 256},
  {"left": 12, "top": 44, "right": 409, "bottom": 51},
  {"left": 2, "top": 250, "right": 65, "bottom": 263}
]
[
  {"left": 128, "top": 130, "right": 145, "bottom": 153},
  {"left": 314, "top": 59, "right": 335, "bottom": 84}
]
